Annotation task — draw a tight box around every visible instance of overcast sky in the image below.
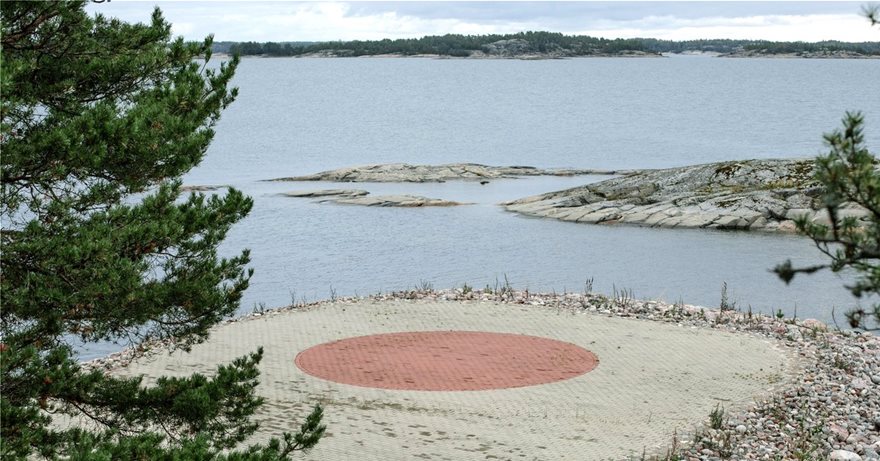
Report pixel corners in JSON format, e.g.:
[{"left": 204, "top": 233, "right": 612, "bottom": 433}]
[{"left": 86, "top": 1, "right": 880, "bottom": 43}]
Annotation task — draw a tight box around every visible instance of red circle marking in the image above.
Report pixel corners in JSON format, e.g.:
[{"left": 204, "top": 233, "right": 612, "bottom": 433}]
[{"left": 294, "top": 331, "right": 598, "bottom": 391}]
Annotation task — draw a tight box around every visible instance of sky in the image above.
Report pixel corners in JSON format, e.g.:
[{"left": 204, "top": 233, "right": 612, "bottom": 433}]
[{"left": 86, "top": 1, "right": 880, "bottom": 43}]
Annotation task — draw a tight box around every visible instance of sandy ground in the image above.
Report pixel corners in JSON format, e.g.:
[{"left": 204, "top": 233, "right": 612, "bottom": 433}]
[{"left": 110, "top": 299, "right": 796, "bottom": 460}]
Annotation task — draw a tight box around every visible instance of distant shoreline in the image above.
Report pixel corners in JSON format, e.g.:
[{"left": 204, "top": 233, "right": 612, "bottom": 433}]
[
  {"left": 214, "top": 51, "right": 880, "bottom": 60},
  {"left": 212, "top": 32, "right": 880, "bottom": 60}
]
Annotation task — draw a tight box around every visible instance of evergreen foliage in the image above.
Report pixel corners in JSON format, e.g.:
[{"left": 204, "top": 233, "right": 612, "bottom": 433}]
[
  {"left": 1, "top": 1, "right": 324, "bottom": 458},
  {"left": 219, "top": 32, "right": 880, "bottom": 58},
  {"left": 775, "top": 113, "right": 880, "bottom": 330},
  {"left": 225, "top": 31, "right": 651, "bottom": 57}
]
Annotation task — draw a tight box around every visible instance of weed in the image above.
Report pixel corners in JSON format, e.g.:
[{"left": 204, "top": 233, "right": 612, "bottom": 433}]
[
  {"left": 252, "top": 301, "right": 267, "bottom": 314},
  {"left": 776, "top": 308, "right": 785, "bottom": 320},
  {"left": 495, "top": 274, "right": 514, "bottom": 301},
  {"left": 692, "top": 427, "right": 705, "bottom": 445},
  {"left": 709, "top": 404, "right": 725, "bottom": 430},
  {"left": 416, "top": 279, "right": 434, "bottom": 293},
  {"left": 718, "top": 430, "right": 734, "bottom": 460},
  {"left": 639, "top": 430, "right": 683, "bottom": 461},
  {"left": 461, "top": 282, "right": 472, "bottom": 295},
  {"left": 661, "top": 430, "right": 682, "bottom": 461},
  {"left": 787, "top": 404, "right": 824, "bottom": 461},
  {"left": 832, "top": 354, "right": 853, "bottom": 372},
  {"left": 584, "top": 277, "right": 594, "bottom": 294},
  {"left": 329, "top": 284, "right": 338, "bottom": 302},
  {"left": 720, "top": 281, "right": 735, "bottom": 311},
  {"left": 612, "top": 284, "right": 635, "bottom": 309},
  {"left": 666, "top": 297, "right": 685, "bottom": 318}
]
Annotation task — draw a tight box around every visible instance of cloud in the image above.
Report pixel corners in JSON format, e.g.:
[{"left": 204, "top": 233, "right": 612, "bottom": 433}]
[
  {"left": 86, "top": 2, "right": 879, "bottom": 42},
  {"left": 578, "top": 13, "right": 877, "bottom": 41}
]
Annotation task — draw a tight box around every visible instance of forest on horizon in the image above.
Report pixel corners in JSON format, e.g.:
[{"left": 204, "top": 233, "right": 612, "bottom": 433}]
[{"left": 212, "top": 31, "right": 880, "bottom": 57}]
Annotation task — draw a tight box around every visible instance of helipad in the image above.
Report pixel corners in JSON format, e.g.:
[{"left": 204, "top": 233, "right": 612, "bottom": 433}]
[
  {"left": 295, "top": 331, "right": 599, "bottom": 391},
  {"left": 112, "top": 298, "right": 794, "bottom": 460}
]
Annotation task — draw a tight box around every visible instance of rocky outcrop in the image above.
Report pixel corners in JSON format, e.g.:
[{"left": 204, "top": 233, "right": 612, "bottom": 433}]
[
  {"left": 282, "top": 189, "right": 368, "bottom": 198},
  {"left": 269, "top": 163, "right": 628, "bottom": 183},
  {"left": 283, "top": 189, "right": 467, "bottom": 207},
  {"left": 503, "top": 158, "right": 871, "bottom": 232},
  {"left": 721, "top": 49, "right": 880, "bottom": 59},
  {"left": 481, "top": 39, "right": 533, "bottom": 56},
  {"left": 333, "top": 195, "right": 467, "bottom": 207},
  {"left": 180, "top": 184, "right": 229, "bottom": 192}
]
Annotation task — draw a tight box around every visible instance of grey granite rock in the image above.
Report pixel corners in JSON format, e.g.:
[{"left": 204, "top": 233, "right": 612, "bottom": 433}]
[
  {"left": 282, "top": 189, "right": 369, "bottom": 198},
  {"left": 268, "top": 163, "right": 628, "bottom": 183},
  {"left": 504, "top": 158, "right": 872, "bottom": 233},
  {"left": 283, "top": 189, "right": 466, "bottom": 207},
  {"left": 333, "top": 194, "right": 469, "bottom": 207}
]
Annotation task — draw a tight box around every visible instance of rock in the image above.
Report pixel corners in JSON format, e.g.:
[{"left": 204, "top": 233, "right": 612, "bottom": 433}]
[
  {"left": 735, "top": 424, "right": 747, "bottom": 434},
  {"left": 777, "top": 220, "right": 798, "bottom": 232},
  {"left": 282, "top": 189, "right": 369, "bottom": 198},
  {"left": 830, "top": 423, "right": 850, "bottom": 442},
  {"left": 482, "top": 39, "right": 533, "bottom": 57},
  {"left": 712, "top": 215, "right": 749, "bottom": 229},
  {"left": 871, "top": 375, "right": 880, "bottom": 385},
  {"left": 802, "top": 318, "right": 828, "bottom": 331},
  {"left": 180, "top": 184, "right": 229, "bottom": 192},
  {"left": 283, "top": 189, "right": 467, "bottom": 207},
  {"left": 785, "top": 208, "right": 813, "bottom": 220},
  {"left": 333, "top": 194, "right": 469, "bottom": 207},
  {"left": 268, "top": 163, "right": 622, "bottom": 183},
  {"left": 830, "top": 450, "right": 862, "bottom": 461},
  {"left": 504, "top": 158, "right": 858, "bottom": 233}
]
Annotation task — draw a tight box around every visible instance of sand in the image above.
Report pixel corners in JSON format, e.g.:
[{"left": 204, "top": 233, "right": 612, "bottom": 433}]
[{"left": 109, "top": 298, "right": 795, "bottom": 460}]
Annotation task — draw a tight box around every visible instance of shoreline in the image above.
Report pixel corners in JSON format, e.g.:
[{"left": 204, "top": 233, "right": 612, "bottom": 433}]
[{"left": 214, "top": 52, "right": 880, "bottom": 60}]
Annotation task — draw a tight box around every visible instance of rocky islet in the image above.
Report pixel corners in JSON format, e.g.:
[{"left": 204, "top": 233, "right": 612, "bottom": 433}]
[{"left": 503, "top": 158, "right": 873, "bottom": 233}]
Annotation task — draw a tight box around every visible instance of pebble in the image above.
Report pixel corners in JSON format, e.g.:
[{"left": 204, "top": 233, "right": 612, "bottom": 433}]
[{"left": 830, "top": 449, "right": 863, "bottom": 461}]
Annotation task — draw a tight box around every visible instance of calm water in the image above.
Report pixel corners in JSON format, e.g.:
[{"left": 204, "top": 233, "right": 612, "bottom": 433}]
[{"left": 80, "top": 56, "right": 880, "bottom": 360}]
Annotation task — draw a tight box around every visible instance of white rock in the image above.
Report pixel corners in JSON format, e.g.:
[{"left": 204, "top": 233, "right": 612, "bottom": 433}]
[{"left": 830, "top": 450, "right": 862, "bottom": 461}]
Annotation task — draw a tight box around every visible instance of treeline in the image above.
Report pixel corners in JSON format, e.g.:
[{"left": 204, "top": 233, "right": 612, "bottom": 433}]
[
  {"left": 742, "top": 40, "right": 880, "bottom": 54},
  {"left": 219, "top": 32, "right": 651, "bottom": 57},
  {"left": 639, "top": 38, "right": 880, "bottom": 54},
  {"left": 213, "top": 32, "right": 880, "bottom": 57}
]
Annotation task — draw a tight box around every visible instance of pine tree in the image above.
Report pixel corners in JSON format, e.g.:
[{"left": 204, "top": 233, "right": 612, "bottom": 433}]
[
  {"left": 1, "top": 1, "right": 324, "bottom": 457},
  {"left": 775, "top": 113, "right": 880, "bottom": 330},
  {"left": 774, "top": 8, "right": 879, "bottom": 331}
]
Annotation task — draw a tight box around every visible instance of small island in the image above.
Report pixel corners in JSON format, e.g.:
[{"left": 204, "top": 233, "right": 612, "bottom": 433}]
[
  {"left": 269, "top": 163, "right": 624, "bottom": 183},
  {"left": 503, "top": 158, "right": 872, "bottom": 232},
  {"left": 283, "top": 189, "right": 468, "bottom": 207}
]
